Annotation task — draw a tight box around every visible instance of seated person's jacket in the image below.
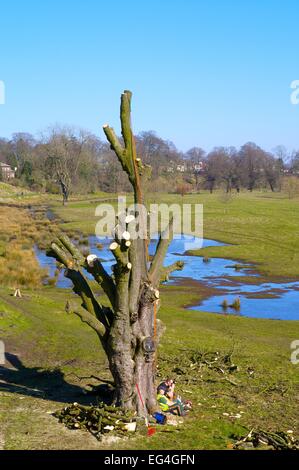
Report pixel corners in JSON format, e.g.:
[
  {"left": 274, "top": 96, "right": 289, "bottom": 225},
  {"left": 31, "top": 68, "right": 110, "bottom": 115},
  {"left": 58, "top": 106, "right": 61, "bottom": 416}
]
[{"left": 157, "top": 393, "right": 169, "bottom": 411}]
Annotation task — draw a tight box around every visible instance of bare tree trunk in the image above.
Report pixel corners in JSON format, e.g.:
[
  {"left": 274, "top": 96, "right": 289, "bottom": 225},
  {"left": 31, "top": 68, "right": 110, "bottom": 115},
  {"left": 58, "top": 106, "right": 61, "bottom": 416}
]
[
  {"left": 107, "top": 301, "right": 156, "bottom": 413},
  {"left": 225, "top": 179, "right": 232, "bottom": 193},
  {"left": 59, "top": 179, "right": 69, "bottom": 205}
]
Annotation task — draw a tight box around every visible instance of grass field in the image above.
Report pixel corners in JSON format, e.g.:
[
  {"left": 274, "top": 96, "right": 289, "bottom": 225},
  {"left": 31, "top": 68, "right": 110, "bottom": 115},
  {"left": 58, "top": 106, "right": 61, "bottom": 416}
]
[
  {"left": 0, "top": 188, "right": 299, "bottom": 449},
  {"left": 0, "top": 284, "right": 298, "bottom": 450}
]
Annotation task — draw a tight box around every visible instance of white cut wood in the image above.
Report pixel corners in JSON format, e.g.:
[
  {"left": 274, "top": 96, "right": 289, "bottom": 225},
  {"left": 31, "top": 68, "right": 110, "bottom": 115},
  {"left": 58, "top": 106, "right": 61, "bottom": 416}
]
[
  {"left": 122, "top": 231, "right": 131, "bottom": 241},
  {"left": 86, "top": 254, "right": 98, "bottom": 267},
  {"left": 109, "top": 242, "right": 119, "bottom": 250}
]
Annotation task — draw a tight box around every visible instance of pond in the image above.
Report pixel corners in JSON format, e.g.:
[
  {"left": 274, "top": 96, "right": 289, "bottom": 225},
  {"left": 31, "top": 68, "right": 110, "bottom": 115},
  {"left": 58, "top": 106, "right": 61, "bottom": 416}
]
[{"left": 35, "top": 235, "right": 299, "bottom": 321}]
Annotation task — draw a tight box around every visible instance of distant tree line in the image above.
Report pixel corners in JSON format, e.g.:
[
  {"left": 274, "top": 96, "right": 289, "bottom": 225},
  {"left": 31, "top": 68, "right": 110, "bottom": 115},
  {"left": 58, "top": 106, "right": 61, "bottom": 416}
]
[{"left": 0, "top": 129, "right": 298, "bottom": 201}]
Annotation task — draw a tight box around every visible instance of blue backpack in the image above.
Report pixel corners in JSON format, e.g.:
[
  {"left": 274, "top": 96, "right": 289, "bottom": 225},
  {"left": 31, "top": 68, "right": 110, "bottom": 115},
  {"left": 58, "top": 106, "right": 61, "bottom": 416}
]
[{"left": 153, "top": 412, "right": 167, "bottom": 425}]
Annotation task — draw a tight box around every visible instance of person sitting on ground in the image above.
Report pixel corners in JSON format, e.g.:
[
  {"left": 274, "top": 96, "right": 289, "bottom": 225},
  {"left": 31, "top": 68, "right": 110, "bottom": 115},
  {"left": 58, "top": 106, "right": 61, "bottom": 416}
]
[
  {"left": 157, "top": 378, "right": 175, "bottom": 400},
  {"left": 157, "top": 388, "right": 185, "bottom": 416}
]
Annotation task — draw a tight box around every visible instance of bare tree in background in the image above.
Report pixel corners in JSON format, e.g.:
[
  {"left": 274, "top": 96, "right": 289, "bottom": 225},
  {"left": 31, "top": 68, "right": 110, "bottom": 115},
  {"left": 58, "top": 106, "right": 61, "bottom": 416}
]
[
  {"left": 238, "top": 142, "right": 264, "bottom": 192},
  {"left": 260, "top": 152, "right": 281, "bottom": 192},
  {"left": 44, "top": 127, "right": 93, "bottom": 204}
]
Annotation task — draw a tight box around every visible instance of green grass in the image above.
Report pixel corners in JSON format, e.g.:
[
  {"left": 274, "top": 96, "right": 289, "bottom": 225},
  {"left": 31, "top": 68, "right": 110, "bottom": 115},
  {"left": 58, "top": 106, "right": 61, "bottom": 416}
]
[
  {"left": 50, "top": 193, "right": 126, "bottom": 234},
  {"left": 0, "top": 182, "right": 39, "bottom": 201},
  {"left": 0, "top": 189, "right": 299, "bottom": 449},
  {"left": 187, "top": 191, "right": 299, "bottom": 278},
  {"left": 0, "top": 182, "right": 29, "bottom": 196},
  {"left": 0, "top": 284, "right": 298, "bottom": 450}
]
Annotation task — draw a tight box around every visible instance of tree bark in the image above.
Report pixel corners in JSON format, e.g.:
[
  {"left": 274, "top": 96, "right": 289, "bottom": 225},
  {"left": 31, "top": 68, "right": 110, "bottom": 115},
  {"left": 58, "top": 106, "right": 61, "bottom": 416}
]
[{"left": 107, "top": 300, "right": 157, "bottom": 413}]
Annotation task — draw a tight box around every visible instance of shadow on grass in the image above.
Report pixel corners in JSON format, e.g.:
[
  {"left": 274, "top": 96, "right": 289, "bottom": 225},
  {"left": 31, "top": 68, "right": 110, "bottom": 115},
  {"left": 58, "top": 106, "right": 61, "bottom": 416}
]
[{"left": 0, "top": 353, "right": 113, "bottom": 405}]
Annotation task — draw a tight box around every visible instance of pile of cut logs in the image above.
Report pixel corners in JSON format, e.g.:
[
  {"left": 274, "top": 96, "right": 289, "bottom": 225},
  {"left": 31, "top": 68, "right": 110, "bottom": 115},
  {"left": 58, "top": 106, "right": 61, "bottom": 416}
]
[{"left": 54, "top": 403, "right": 137, "bottom": 440}]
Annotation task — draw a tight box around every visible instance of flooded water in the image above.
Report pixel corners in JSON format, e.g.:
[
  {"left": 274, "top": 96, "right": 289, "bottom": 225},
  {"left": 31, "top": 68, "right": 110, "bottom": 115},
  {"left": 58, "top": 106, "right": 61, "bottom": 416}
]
[{"left": 35, "top": 235, "right": 299, "bottom": 321}]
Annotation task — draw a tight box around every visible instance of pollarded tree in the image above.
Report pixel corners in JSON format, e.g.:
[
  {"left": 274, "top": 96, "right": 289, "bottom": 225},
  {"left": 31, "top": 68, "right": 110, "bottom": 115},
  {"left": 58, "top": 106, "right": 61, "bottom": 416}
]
[{"left": 47, "top": 91, "right": 183, "bottom": 414}]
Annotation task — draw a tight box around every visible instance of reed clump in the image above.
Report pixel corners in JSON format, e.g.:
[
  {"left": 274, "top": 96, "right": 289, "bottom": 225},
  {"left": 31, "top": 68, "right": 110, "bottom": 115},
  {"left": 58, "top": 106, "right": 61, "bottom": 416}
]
[{"left": 230, "top": 297, "right": 241, "bottom": 310}]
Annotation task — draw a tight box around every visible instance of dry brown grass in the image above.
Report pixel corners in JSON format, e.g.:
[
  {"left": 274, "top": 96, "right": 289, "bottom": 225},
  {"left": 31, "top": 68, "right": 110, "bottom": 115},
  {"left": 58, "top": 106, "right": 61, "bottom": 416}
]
[{"left": 0, "top": 206, "right": 51, "bottom": 288}]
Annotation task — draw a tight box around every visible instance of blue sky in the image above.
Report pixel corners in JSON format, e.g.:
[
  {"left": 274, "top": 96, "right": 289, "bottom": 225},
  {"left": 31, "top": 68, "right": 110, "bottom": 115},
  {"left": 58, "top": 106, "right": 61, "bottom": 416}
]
[{"left": 0, "top": 0, "right": 298, "bottom": 152}]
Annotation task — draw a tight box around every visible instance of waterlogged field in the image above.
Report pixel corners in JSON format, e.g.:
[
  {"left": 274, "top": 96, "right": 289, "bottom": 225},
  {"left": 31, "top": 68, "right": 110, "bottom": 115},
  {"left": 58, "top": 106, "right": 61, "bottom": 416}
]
[
  {"left": 0, "top": 188, "right": 299, "bottom": 449},
  {"left": 52, "top": 191, "right": 299, "bottom": 277},
  {"left": 36, "top": 235, "right": 299, "bottom": 320}
]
